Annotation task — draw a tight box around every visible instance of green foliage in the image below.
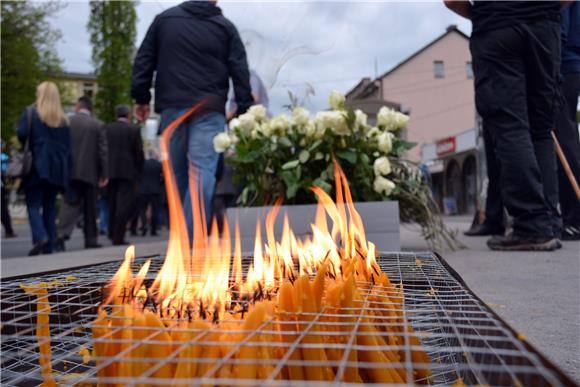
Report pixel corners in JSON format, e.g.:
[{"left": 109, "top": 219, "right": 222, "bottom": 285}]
[
  {"left": 87, "top": 1, "right": 137, "bottom": 123},
  {"left": 1, "top": 1, "right": 63, "bottom": 142}
]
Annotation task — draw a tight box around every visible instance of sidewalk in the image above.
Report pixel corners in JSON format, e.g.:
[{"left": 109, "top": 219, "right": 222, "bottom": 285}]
[
  {"left": 1, "top": 216, "right": 578, "bottom": 381},
  {"left": 402, "top": 216, "right": 580, "bottom": 382}
]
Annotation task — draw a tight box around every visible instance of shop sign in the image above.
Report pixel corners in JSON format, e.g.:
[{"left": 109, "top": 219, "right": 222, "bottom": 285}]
[{"left": 436, "top": 137, "right": 456, "bottom": 156}]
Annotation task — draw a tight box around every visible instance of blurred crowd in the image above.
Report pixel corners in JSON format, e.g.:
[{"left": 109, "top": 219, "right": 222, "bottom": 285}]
[{"left": 1, "top": 90, "right": 167, "bottom": 256}]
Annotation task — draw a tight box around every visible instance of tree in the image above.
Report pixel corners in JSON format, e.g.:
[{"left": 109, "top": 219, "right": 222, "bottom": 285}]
[
  {"left": 1, "top": 1, "right": 63, "bottom": 142},
  {"left": 88, "top": 1, "right": 137, "bottom": 123}
]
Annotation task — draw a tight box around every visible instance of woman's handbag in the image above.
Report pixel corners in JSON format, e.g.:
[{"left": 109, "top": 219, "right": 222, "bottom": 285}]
[{"left": 6, "top": 107, "right": 33, "bottom": 178}]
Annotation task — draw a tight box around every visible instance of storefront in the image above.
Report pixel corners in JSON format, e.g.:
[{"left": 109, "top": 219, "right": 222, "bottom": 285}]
[{"left": 422, "top": 129, "right": 479, "bottom": 215}]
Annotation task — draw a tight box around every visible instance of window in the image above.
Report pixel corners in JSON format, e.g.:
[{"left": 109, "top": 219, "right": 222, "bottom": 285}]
[
  {"left": 433, "top": 60, "right": 445, "bottom": 79},
  {"left": 83, "top": 82, "right": 95, "bottom": 98},
  {"left": 466, "top": 61, "right": 473, "bottom": 79}
]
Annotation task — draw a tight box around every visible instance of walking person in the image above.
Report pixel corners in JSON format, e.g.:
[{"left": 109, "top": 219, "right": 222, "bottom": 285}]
[
  {"left": 1, "top": 141, "right": 17, "bottom": 238},
  {"left": 138, "top": 151, "right": 163, "bottom": 236},
  {"left": 104, "top": 105, "right": 144, "bottom": 245},
  {"left": 555, "top": 1, "right": 580, "bottom": 241},
  {"left": 445, "top": 1, "right": 564, "bottom": 251},
  {"left": 55, "top": 96, "right": 108, "bottom": 251},
  {"left": 131, "top": 0, "right": 254, "bottom": 236},
  {"left": 17, "top": 81, "right": 72, "bottom": 255}
]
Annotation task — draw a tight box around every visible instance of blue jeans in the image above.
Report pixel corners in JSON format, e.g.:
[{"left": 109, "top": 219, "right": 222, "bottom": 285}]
[
  {"left": 25, "top": 182, "right": 59, "bottom": 252},
  {"left": 98, "top": 197, "right": 108, "bottom": 234},
  {"left": 159, "top": 109, "right": 225, "bottom": 237}
]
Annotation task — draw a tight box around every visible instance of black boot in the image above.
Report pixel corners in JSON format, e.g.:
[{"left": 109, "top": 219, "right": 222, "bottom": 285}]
[{"left": 28, "top": 241, "right": 48, "bottom": 256}]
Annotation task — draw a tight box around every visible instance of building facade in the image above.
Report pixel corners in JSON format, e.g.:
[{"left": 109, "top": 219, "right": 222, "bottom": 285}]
[
  {"left": 346, "top": 25, "right": 479, "bottom": 214},
  {"left": 51, "top": 72, "right": 98, "bottom": 112}
]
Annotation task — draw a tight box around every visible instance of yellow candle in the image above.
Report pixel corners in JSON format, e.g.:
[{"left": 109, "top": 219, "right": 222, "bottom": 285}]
[
  {"left": 20, "top": 284, "right": 56, "bottom": 387},
  {"left": 143, "top": 310, "right": 175, "bottom": 379},
  {"left": 294, "top": 275, "right": 334, "bottom": 381},
  {"left": 233, "top": 302, "right": 266, "bottom": 380},
  {"left": 278, "top": 282, "right": 305, "bottom": 380}
]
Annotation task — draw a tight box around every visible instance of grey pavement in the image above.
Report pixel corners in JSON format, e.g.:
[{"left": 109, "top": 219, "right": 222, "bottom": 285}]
[
  {"left": 402, "top": 216, "right": 580, "bottom": 383},
  {"left": 1, "top": 216, "right": 579, "bottom": 382}
]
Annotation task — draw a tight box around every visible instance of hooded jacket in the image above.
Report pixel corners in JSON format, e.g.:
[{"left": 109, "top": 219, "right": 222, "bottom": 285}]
[{"left": 131, "top": 1, "right": 253, "bottom": 115}]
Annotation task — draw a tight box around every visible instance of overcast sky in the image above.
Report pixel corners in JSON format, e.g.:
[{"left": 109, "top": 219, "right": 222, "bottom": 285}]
[{"left": 54, "top": 1, "right": 472, "bottom": 114}]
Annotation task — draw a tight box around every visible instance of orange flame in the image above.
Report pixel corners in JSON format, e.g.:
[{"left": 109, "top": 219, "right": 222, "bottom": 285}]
[{"left": 105, "top": 105, "right": 373, "bottom": 321}]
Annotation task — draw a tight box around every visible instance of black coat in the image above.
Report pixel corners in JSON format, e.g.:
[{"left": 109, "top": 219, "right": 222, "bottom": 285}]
[
  {"left": 104, "top": 121, "right": 144, "bottom": 181},
  {"left": 131, "top": 1, "right": 253, "bottom": 115},
  {"left": 139, "top": 159, "right": 163, "bottom": 195},
  {"left": 69, "top": 112, "right": 108, "bottom": 186}
]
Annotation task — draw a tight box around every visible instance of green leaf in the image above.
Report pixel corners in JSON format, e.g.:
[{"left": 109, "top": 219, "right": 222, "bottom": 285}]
[
  {"left": 307, "top": 139, "right": 323, "bottom": 152},
  {"left": 282, "top": 160, "right": 300, "bottom": 170},
  {"left": 360, "top": 153, "right": 370, "bottom": 164},
  {"left": 278, "top": 136, "right": 293, "bottom": 147},
  {"left": 336, "top": 149, "right": 357, "bottom": 164},
  {"left": 286, "top": 183, "right": 299, "bottom": 199},
  {"left": 299, "top": 150, "right": 310, "bottom": 164}
]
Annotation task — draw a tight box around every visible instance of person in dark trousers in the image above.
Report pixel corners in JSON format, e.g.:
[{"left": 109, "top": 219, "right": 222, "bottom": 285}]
[
  {"left": 104, "top": 105, "right": 144, "bottom": 245},
  {"left": 131, "top": 0, "right": 253, "bottom": 237},
  {"left": 18, "top": 81, "right": 72, "bottom": 255},
  {"left": 555, "top": 1, "right": 580, "bottom": 241},
  {"left": 55, "top": 96, "right": 108, "bottom": 251},
  {"left": 1, "top": 142, "right": 16, "bottom": 238},
  {"left": 445, "top": 1, "right": 564, "bottom": 251},
  {"left": 138, "top": 152, "right": 163, "bottom": 236},
  {"left": 464, "top": 122, "right": 505, "bottom": 236}
]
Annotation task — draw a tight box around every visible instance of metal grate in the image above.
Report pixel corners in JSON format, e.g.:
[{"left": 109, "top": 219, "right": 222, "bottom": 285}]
[{"left": 0, "top": 252, "right": 574, "bottom": 386}]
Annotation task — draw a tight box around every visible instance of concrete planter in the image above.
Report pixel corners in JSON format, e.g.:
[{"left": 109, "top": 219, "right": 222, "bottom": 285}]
[{"left": 226, "top": 201, "right": 400, "bottom": 253}]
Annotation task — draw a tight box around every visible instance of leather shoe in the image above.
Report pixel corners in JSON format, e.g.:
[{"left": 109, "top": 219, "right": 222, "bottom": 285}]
[
  {"left": 113, "top": 240, "right": 130, "bottom": 246},
  {"left": 464, "top": 223, "right": 504, "bottom": 237},
  {"left": 85, "top": 243, "right": 102, "bottom": 249},
  {"left": 55, "top": 237, "right": 66, "bottom": 252},
  {"left": 28, "top": 241, "right": 48, "bottom": 256}
]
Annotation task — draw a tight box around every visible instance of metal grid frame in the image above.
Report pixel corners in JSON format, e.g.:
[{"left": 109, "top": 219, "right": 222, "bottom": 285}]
[{"left": 1, "top": 252, "right": 574, "bottom": 386}]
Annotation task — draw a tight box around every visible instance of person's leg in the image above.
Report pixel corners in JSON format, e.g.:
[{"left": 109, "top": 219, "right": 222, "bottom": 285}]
[
  {"left": 57, "top": 181, "right": 82, "bottom": 240},
  {"left": 150, "top": 194, "right": 160, "bottom": 235},
  {"left": 41, "top": 184, "right": 58, "bottom": 254},
  {"left": 112, "top": 180, "right": 137, "bottom": 245},
  {"left": 98, "top": 196, "right": 108, "bottom": 235},
  {"left": 1, "top": 185, "right": 15, "bottom": 236},
  {"left": 25, "top": 185, "right": 47, "bottom": 245},
  {"left": 471, "top": 26, "right": 555, "bottom": 248},
  {"left": 82, "top": 182, "right": 99, "bottom": 246},
  {"left": 107, "top": 180, "right": 118, "bottom": 241},
  {"left": 555, "top": 72, "right": 580, "bottom": 237},
  {"left": 139, "top": 194, "right": 148, "bottom": 235},
  {"left": 525, "top": 20, "right": 562, "bottom": 237},
  {"left": 185, "top": 112, "right": 226, "bottom": 234},
  {"left": 482, "top": 123, "right": 504, "bottom": 230}
]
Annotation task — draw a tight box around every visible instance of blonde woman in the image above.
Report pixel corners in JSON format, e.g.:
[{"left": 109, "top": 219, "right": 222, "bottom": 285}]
[{"left": 17, "top": 81, "right": 72, "bottom": 256}]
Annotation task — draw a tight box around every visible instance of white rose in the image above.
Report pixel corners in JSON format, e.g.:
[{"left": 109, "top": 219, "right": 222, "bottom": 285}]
[
  {"left": 270, "top": 114, "right": 290, "bottom": 134},
  {"left": 212, "top": 132, "right": 232, "bottom": 153},
  {"left": 373, "top": 156, "right": 391, "bottom": 176},
  {"left": 315, "top": 111, "right": 348, "bottom": 136},
  {"left": 366, "top": 126, "right": 380, "bottom": 138},
  {"left": 248, "top": 104, "right": 267, "bottom": 122},
  {"left": 305, "top": 122, "right": 317, "bottom": 137},
  {"left": 238, "top": 113, "right": 256, "bottom": 134},
  {"left": 229, "top": 118, "right": 241, "bottom": 131},
  {"left": 377, "top": 106, "right": 397, "bottom": 130},
  {"left": 354, "top": 109, "right": 367, "bottom": 129},
  {"left": 329, "top": 90, "right": 345, "bottom": 110},
  {"left": 258, "top": 121, "right": 273, "bottom": 137},
  {"left": 395, "top": 112, "right": 409, "bottom": 129},
  {"left": 377, "top": 132, "right": 393, "bottom": 154},
  {"left": 373, "top": 176, "right": 396, "bottom": 196},
  {"left": 292, "top": 107, "right": 310, "bottom": 126}
]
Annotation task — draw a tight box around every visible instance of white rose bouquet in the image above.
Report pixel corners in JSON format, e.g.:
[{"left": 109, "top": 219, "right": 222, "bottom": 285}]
[{"left": 213, "top": 91, "right": 460, "bottom": 250}]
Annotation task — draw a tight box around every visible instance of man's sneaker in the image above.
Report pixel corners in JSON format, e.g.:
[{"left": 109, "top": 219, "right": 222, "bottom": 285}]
[
  {"left": 562, "top": 226, "right": 580, "bottom": 241},
  {"left": 487, "top": 234, "right": 558, "bottom": 251}
]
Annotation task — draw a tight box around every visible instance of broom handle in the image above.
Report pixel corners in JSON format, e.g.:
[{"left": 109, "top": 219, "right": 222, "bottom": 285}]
[{"left": 552, "top": 131, "right": 580, "bottom": 201}]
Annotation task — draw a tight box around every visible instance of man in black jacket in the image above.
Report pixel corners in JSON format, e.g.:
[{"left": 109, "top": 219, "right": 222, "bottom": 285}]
[
  {"left": 56, "top": 96, "right": 108, "bottom": 250},
  {"left": 104, "top": 105, "right": 144, "bottom": 245},
  {"left": 131, "top": 0, "right": 253, "bottom": 236},
  {"left": 138, "top": 152, "right": 163, "bottom": 236}
]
